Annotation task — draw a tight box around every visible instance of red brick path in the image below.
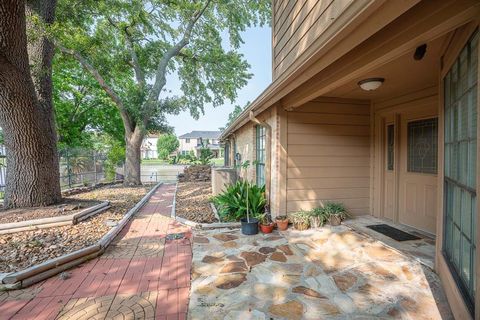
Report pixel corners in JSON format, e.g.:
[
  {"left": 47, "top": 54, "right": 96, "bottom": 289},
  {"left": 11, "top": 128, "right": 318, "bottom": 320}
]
[{"left": 0, "top": 184, "right": 192, "bottom": 320}]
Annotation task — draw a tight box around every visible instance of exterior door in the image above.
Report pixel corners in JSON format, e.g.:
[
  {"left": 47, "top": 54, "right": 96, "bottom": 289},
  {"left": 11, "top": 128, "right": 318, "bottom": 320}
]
[{"left": 398, "top": 106, "right": 438, "bottom": 234}]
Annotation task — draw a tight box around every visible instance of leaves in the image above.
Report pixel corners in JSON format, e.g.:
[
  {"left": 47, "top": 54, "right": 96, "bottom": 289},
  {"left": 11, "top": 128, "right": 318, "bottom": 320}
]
[
  {"left": 211, "top": 180, "right": 266, "bottom": 222},
  {"left": 54, "top": 0, "right": 271, "bottom": 132},
  {"left": 156, "top": 134, "right": 179, "bottom": 159}
]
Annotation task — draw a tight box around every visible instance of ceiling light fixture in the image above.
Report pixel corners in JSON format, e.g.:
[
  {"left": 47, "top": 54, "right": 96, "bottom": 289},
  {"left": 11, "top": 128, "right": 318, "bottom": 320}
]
[{"left": 358, "top": 78, "right": 385, "bottom": 91}]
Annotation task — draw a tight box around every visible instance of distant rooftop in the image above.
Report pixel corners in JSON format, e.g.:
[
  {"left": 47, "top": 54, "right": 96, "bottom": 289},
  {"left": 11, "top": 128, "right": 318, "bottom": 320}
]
[{"left": 178, "top": 131, "right": 221, "bottom": 139}]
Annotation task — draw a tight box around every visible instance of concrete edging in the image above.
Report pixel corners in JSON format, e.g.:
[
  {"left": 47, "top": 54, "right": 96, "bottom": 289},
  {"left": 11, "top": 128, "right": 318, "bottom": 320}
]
[
  {"left": 0, "top": 201, "right": 111, "bottom": 235},
  {"left": 171, "top": 181, "right": 241, "bottom": 229},
  {"left": 0, "top": 182, "right": 163, "bottom": 290}
]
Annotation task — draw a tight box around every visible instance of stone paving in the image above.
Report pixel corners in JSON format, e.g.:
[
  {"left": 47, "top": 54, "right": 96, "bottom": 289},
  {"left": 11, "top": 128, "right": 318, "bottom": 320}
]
[
  {"left": 0, "top": 184, "right": 192, "bottom": 320},
  {"left": 189, "top": 225, "right": 453, "bottom": 320}
]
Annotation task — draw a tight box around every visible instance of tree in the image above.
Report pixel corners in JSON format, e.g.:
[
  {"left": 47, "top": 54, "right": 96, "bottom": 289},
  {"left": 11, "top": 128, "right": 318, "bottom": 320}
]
[
  {"left": 198, "top": 146, "right": 214, "bottom": 165},
  {"left": 53, "top": 54, "right": 125, "bottom": 149},
  {"left": 157, "top": 134, "right": 179, "bottom": 160},
  {"left": 219, "top": 102, "right": 249, "bottom": 131},
  {"left": 54, "top": 0, "right": 270, "bottom": 185},
  {"left": 0, "top": 0, "right": 61, "bottom": 208}
]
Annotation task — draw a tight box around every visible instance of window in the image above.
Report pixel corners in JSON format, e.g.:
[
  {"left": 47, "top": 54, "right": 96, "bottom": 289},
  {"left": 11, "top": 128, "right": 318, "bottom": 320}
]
[
  {"left": 387, "top": 124, "right": 394, "bottom": 170},
  {"left": 224, "top": 142, "right": 230, "bottom": 167},
  {"left": 443, "top": 30, "right": 477, "bottom": 314},
  {"left": 256, "top": 126, "right": 266, "bottom": 186},
  {"left": 185, "top": 138, "right": 190, "bottom": 143},
  {"left": 407, "top": 118, "right": 438, "bottom": 174}
]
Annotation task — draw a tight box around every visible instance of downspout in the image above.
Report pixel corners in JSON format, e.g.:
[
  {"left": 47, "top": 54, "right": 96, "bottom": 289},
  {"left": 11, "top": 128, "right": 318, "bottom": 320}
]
[{"left": 249, "top": 111, "right": 272, "bottom": 208}]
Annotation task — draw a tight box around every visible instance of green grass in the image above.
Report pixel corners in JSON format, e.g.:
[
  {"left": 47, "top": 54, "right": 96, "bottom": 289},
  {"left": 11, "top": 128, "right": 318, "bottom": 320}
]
[
  {"left": 141, "top": 159, "right": 168, "bottom": 165},
  {"left": 141, "top": 157, "right": 224, "bottom": 166},
  {"left": 211, "top": 158, "right": 225, "bottom": 166}
]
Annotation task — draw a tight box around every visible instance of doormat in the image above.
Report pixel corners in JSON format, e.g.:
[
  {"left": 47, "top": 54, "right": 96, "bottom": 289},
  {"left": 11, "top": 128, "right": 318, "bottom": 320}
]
[{"left": 366, "top": 224, "right": 421, "bottom": 241}]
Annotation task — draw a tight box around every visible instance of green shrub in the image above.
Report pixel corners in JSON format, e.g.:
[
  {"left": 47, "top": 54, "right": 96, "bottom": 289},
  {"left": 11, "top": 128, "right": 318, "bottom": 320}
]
[
  {"left": 290, "top": 210, "right": 311, "bottom": 224},
  {"left": 198, "top": 147, "right": 214, "bottom": 165},
  {"left": 321, "top": 202, "right": 350, "bottom": 220},
  {"left": 211, "top": 180, "right": 266, "bottom": 222}
]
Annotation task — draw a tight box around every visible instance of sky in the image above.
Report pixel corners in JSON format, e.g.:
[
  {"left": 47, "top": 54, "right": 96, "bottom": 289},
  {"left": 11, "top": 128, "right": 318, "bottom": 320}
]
[{"left": 164, "top": 26, "right": 272, "bottom": 136}]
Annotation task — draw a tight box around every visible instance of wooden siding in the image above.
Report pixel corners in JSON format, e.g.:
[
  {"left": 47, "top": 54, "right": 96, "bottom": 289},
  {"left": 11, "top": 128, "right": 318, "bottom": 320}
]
[
  {"left": 286, "top": 99, "right": 370, "bottom": 215},
  {"left": 272, "top": 0, "right": 357, "bottom": 79}
]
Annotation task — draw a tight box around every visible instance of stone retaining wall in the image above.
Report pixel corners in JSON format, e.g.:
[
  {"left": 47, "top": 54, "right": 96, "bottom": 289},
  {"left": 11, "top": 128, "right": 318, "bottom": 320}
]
[{"left": 178, "top": 165, "right": 211, "bottom": 182}]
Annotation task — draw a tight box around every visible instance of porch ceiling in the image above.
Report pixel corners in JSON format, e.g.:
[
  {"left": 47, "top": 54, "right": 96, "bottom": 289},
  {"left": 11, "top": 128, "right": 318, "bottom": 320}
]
[{"left": 325, "top": 33, "right": 450, "bottom": 101}]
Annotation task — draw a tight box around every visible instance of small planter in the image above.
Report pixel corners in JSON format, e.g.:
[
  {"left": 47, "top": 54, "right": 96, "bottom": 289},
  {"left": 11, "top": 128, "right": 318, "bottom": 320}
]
[
  {"left": 259, "top": 223, "right": 274, "bottom": 234},
  {"left": 275, "top": 216, "right": 289, "bottom": 231},
  {"left": 293, "top": 221, "right": 310, "bottom": 231},
  {"left": 241, "top": 217, "right": 259, "bottom": 235},
  {"left": 309, "top": 216, "right": 323, "bottom": 228},
  {"left": 329, "top": 215, "right": 342, "bottom": 226}
]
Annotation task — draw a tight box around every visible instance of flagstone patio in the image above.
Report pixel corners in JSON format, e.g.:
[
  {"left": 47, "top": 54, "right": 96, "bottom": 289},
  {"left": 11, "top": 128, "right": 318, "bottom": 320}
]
[{"left": 189, "top": 225, "right": 453, "bottom": 320}]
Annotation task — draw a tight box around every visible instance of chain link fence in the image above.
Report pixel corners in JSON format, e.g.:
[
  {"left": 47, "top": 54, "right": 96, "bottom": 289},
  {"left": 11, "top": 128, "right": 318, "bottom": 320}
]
[
  {"left": 0, "top": 146, "right": 116, "bottom": 200},
  {"left": 59, "top": 148, "right": 113, "bottom": 189}
]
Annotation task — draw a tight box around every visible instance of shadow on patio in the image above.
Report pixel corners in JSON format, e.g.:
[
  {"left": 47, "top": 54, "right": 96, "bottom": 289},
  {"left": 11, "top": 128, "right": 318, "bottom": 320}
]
[{"left": 189, "top": 223, "right": 452, "bottom": 320}]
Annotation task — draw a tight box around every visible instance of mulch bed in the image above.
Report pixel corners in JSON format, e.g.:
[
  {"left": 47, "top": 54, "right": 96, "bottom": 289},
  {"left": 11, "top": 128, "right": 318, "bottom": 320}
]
[
  {"left": 0, "top": 198, "right": 101, "bottom": 224},
  {"left": 175, "top": 182, "right": 217, "bottom": 223},
  {"left": 0, "top": 184, "right": 152, "bottom": 274}
]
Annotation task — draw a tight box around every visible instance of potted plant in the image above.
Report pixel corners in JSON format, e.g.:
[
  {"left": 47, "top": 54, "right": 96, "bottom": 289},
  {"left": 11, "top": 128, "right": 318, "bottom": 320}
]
[
  {"left": 291, "top": 210, "right": 310, "bottom": 231},
  {"left": 258, "top": 213, "right": 274, "bottom": 234},
  {"left": 309, "top": 207, "right": 325, "bottom": 228},
  {"left": 323, "top": 202, "right": 349, "bottom": 226},
  {"left": 275, "top": 215, "right": 289, "bottom": 231},
  {"left": 238, "top": 161, "right": 265, "bottom": 235}
]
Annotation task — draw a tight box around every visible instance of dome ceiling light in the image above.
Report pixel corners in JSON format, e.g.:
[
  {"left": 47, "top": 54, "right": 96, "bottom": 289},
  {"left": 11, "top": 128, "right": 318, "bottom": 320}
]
[{"left": 358, "top": 77, "right": 385, "bottom": 91}]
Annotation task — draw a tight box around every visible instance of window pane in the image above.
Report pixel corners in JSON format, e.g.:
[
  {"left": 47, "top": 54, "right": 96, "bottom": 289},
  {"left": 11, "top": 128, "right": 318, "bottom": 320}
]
[
  {"left": 256, "top": 125, "right": 266, "bottom": 186},
  {"left": 387, "top": 125, "right": 394, "bottom": 170},
  {"left": 443, "top": 30, "right": 477, "bottom": 311}
]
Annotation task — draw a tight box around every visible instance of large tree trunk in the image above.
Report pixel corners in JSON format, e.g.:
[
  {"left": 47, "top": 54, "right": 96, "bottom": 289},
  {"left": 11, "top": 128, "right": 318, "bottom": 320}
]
[
  {"left": 26, "top": 0, "right": 60, "bottom": 169},
  {"left": 124, "top": 127, "right": 143, "bottom": 186},
  {"left": 0, "top": 0, "right": 61, "bottom": 208}
]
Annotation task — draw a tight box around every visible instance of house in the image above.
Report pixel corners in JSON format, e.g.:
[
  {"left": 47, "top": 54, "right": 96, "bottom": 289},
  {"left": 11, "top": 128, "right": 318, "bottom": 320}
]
[
  {"left": 140, "top": 134, "right": 159, "bottom": 159},
  {"left": 178, "top": 131, "right": 222, "bottom": 158},
  {"left": 220, "top": 1, "right": 479, "bottom": 318}
]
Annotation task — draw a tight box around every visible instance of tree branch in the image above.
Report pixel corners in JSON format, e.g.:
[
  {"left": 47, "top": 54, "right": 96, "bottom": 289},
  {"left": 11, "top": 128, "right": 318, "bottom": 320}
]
[
  {"left": 143, "top": 0, "right": 211, "bottom": 123},
  {"left": 124, "top": 28, "right": 146, "bottom": 87},
  {"left": 107, "top": 16, "right": 145, "bottom": 87},
  {"left": 56, "top": 43, "right": 133, "bottom": 134}
]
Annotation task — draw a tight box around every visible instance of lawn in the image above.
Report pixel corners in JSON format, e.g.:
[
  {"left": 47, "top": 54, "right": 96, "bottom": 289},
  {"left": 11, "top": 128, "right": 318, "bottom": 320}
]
[
  {"left": 211, "top": 157, "right": 225, "bottom": 166},
  {"left": 141, "top": 158, "right": 168, "bottom": 165}
]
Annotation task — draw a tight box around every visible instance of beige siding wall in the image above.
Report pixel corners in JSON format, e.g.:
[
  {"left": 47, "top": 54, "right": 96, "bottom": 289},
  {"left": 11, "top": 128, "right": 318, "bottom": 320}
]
[
  {"left": 286, "top": 98, "right": 371, "bottom": 215},
  {"left": 232, "top": 109, "right": 276, "bottom": 183},
  {"left": 272, "top": 0, "right": 357, "bottom": 80},
  {"left": 233, "top": 123, "right": 255, "bottom": 181}
]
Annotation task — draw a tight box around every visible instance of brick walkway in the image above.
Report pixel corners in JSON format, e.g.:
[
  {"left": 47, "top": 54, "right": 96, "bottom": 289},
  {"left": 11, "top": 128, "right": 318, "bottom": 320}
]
[{"left": 0, "top": 184, "right": 192, "bottom": 320}]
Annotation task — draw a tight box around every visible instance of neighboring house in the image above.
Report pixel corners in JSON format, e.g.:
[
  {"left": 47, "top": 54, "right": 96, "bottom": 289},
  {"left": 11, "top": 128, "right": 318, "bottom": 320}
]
[
  {"left": 178, "top": 131, "right": 222, "bottom": 158},
  {"left": 221, "top": 1, "right": 480, "bottom": 318},
  {"left": 140, "top": 134, "right": 159, "bottom": 159}
]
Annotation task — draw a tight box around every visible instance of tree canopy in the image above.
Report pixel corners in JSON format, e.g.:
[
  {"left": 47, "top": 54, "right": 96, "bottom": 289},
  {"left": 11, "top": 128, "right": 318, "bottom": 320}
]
[
  {"left": 157, "top": 134, "right": 179, "bottom": 159},
  {"left": 51, "top": 0, "right": 270, "bottom": 184}
]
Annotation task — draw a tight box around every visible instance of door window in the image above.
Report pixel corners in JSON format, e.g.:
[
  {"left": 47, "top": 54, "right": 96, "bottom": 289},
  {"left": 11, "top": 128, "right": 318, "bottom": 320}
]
[
  {"left": 407, "top": 118, "right": 438, "bottom": 174},
  {"left": 443, "top": 30, "right": 477, "bottom": 314}
]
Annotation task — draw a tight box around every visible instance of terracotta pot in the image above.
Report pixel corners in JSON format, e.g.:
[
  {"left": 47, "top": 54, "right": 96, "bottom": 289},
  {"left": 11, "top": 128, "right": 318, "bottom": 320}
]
[
  {"left": 260, "top": 223, "right": 275, "bottom": 234},
  {"left": 275, "top": 218, "right": 289, "bottom": 231},
  {"left": 293, "top": 221, "right": 310, "bottom": 231},
  {"left": 329, "top": 215, "right": 342, "bottom": 226}
]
